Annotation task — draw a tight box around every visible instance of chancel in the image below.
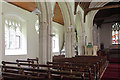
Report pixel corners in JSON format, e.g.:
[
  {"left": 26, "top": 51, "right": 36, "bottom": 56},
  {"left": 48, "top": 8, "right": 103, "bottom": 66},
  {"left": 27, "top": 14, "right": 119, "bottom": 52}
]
[{"left": 0, "top": 0, "right": 120, "bottom": 80}]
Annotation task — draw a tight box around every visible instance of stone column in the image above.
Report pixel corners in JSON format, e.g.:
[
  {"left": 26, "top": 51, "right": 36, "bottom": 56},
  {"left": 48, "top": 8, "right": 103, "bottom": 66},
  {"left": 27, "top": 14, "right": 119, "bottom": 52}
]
[
  {"left": 65, "top": 27, "right": 75, "bottom": 57},
  {"left": 90, "top": 26, "right": 93, "bottom": 45},
  {"left": 39, "top": 21, "right": 48, "bottom": 64},
  {"left": 47, "top": 13, "right": 53, "bottom": 63},
  {"left": 37, "top": 2, "right": 52, "bottom": 64},
  {"left": 78, "top": 26, "right": 85, "bottom": 55},
  {"left": 0, "top": 1, "right": 2, "bottom": 65},
  {"left": 78, "top": 35, "right": 83, "bottom": 55}
]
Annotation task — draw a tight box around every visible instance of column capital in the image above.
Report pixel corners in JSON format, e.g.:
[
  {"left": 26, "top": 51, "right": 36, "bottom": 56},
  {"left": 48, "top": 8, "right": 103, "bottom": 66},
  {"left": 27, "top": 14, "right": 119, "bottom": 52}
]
[
  {"left": 67, "top": 28, "right": 72, "bottom": 32},
  {"left": 66, "top": 26, "right": 74, "bottom": 33},
  {"left": 40, "top": 21, "right": 48, "bottom": 30}
]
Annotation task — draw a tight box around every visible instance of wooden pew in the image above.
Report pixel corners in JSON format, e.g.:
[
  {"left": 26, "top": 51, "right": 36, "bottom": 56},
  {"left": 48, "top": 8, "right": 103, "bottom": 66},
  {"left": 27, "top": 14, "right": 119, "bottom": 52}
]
[
  {"left": 47, "top": 61, "right": 93, "bottom": 80},
  {"left": 16, "top": 58, "right": 39, "bottom": 68},
  {"left": 16, "top": 59, "right": 37, "bottom": 69},
  {"left": 2, "top": 61, "right": 85, "bottom": 80},
  {"left": 74, "top": 56, "right": 107, "bottom": 76},
  {"left": 16, "top": 59, "right": 34, "bottom": 64},
  {"left": 52, "top": 55, "right": 108, "bottom": 80},
  {"left": 53, "top": 55, "right": 65, "bottom": 62},
  {"left": 27, "top": 57, "right": 39, "bottom": 64},
  {"left": 53, "top": 57, "right": 99, "bottom": 78},
  {"left": 2, "top": 65, "right": 49, "bottom": 80}
]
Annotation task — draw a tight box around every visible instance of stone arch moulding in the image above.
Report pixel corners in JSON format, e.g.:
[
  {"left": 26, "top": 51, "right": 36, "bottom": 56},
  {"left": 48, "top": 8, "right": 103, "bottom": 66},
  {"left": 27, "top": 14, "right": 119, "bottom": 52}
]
[
  {"left": 75, "top": 11, "right": 85, "bottom": 55},
  {"left": 58, "top": 2, "right": 71, "bottom": 28},
  {"left": 52, "top": 2, "right": 75, "bottom": 57},
  {"left": 4, "top": 13, "right": 26, "bottom": 22},
  {"left": 65, "top": 2, "right": 74, "bottom": 27},
  {"left": 36, "top": 2, "right": 50, "bottom": 64}
]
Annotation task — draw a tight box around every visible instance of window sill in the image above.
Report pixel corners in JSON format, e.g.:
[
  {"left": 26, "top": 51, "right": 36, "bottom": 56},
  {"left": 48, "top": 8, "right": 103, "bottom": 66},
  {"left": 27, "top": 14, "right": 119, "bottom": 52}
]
[{"left": 5, "top": 49, "right": 27, "bottom": 55}]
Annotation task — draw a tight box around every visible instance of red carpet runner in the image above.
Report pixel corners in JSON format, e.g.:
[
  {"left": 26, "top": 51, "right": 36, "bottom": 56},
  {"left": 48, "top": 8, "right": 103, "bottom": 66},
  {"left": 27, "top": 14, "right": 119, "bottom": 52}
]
[{"left": 101, "top": 63, "right": 120, "bottom": 80}]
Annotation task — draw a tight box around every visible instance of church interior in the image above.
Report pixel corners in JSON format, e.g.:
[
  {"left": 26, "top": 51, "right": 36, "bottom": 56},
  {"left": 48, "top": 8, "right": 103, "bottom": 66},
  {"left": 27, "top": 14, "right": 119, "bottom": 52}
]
[{"left": 0, "top": 0, "right": 120, "bottom": 80}]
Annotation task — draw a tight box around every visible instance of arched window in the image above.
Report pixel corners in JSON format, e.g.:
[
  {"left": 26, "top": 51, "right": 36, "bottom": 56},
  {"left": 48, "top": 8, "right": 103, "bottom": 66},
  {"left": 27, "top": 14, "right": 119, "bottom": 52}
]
[
  {"left": 4, "top": 15, "right": 27, "bottom": 55},
  {"left": 112, "top": 23, "right": 120, "bottom": 44},
  {"left": 35, "top": 20, "right": 39, "bottom": 34},
  {"left": 5, "top": 19, "right": 21, "bottom": 49},
  {"left": 52, "top": 33, "right": 59, "bottom": 52}
]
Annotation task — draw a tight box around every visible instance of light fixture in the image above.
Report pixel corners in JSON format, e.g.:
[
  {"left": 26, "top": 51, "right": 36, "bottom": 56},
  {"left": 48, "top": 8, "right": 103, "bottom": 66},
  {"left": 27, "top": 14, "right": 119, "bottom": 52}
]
[
  {"left": 50, "top": 33, "right": 55, "bottom": 37},
  {"left": 68, "top": 25, "right": 73, "bottom": 31},
  {"left": 69, "top": 25, "right": 73, "bottom": 29},
  {"left": 32, "top": 8, "right": 41, "bottom": 15}
]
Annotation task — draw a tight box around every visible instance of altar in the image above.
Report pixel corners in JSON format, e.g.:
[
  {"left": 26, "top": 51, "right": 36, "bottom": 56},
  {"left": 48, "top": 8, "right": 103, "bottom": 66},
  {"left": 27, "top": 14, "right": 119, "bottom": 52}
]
[{"left": 109, "top": 45, "right": 120, "bottom": 58}]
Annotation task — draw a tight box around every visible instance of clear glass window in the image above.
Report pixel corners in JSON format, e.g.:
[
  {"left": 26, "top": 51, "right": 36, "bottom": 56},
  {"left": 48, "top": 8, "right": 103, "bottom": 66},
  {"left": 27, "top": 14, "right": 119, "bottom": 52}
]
[{"left": 5, "top": 19, "right": 21, "bottom": 49}]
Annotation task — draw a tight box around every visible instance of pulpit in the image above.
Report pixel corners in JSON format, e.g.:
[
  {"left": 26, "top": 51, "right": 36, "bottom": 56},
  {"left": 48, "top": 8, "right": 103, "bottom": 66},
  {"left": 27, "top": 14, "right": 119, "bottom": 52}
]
[
  {"left": 93, "top": 46, "right": 98, "bottom": 56},
  {"left": 87, "top": 47, "right": 93, "bottom": 55},
  {"left": 84, "top": 45, "right": 98, "bottom": 56}
]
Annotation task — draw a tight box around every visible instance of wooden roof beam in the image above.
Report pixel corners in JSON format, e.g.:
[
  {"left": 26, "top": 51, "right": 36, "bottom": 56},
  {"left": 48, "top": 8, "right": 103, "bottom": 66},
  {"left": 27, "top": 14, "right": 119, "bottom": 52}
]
[
  {"left": 74, "top": 2, "right": 80, "bottom": 14},
  {"left": 84, "top": 4, "right": 120, "bottom": 23},
  {"left": 87, "top": 4, "right": 120, "bottom": 12}
]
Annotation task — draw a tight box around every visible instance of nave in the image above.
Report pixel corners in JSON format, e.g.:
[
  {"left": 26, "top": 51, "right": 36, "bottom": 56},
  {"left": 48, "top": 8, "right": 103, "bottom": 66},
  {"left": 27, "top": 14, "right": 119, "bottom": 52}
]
[
  {"left": 0, "top": 55, "right": 108, "bottom": 80},
  {"left": 0, "top": 1, "right": 120, "bottom": 80},
  {"left": 0, "top": 52, "right": 120, "bottom": 80}
]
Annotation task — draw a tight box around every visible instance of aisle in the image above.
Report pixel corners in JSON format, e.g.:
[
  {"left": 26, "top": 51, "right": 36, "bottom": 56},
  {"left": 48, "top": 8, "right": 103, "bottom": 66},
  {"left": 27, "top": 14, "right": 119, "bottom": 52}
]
[{"left": 101, "top": 63, "right": 120, "bottom": 80}]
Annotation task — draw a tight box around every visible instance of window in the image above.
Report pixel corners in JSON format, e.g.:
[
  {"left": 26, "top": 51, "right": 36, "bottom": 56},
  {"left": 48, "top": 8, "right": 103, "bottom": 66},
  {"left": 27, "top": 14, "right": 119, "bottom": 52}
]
[
  {"left": 4, "top": 17, "right": 27, "bottom": 55},
  {"left": 35, "top": 20, "right": 39, "bottom": 34},
  {"left": 52, "top": 34, "right": 59, "bottom": 52},
  {"left": 5, "top": 19, "right": 21, "bottom": 49},
  {"left": 112, "top": 23, "right": 120, "bottom": 44}
]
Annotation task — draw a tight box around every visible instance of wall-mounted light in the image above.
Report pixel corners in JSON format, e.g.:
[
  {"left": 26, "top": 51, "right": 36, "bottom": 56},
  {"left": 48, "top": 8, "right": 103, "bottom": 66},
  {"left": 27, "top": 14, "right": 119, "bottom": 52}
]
[
  {"left": 68, "top": 25, "right": 73, "bottom": 31},
  {"left": 32, "top": 8, "right": 41, "bottom": 34},
  {"left": 50, "top": 33, "right": 55, "bottom": 37},
  {"left": 69, "top": 25, "right": 73, "bottom": 29},
  {"left": 32, "top": 8, "right": 41, "bottom": 15}
]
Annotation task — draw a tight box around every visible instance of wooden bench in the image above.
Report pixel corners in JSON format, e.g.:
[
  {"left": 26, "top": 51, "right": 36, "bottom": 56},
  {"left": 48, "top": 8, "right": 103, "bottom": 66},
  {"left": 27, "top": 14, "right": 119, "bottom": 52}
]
[
  {"left": 47, "top": 61, "right": 93, "bottom": 80},
  {"left": 1, "top": 61, "right": 85, "bottom": 80},
  {"left": 52, "top": 55, "right": 108, "bottom": 80},
  {"left": 53, "top": 57, "right": 99, "bottom": 78},
  {"left": 27, "top": 57, "right": 39, "bottom": 64},
  {"left": 74, "top": 56, "right": 107, "bottom": 75}
]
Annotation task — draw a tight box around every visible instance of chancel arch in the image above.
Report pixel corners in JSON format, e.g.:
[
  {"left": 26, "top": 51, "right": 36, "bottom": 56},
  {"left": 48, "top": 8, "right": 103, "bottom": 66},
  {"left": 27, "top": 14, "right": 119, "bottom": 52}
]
[{"left": 51, "top": 2, "right": 75, "bottom": 58}]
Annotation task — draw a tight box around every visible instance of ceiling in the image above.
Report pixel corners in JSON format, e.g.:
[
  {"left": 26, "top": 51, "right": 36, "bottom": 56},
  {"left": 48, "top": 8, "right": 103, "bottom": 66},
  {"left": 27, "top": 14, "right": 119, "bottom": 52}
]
[
  {"left": 94, "top": 2, "right": 120, "bottom": 27},
  {"left": 74, "top": 2, "right": 91, "bottom": 14},
  {"left": 95, "top": 2, "right": 120, "bottom": 20},
  {"left": 4, "top": 1, "right": 120, "bottom": 26},
  {"left": 5, "top": 0, "right": 36, "bottom": 12},
  {"left": 5, "top": 0, "right": 64, "bottom": 25},
  {"left": 53, "top": 3, "right": 64, "bottom": 25}
]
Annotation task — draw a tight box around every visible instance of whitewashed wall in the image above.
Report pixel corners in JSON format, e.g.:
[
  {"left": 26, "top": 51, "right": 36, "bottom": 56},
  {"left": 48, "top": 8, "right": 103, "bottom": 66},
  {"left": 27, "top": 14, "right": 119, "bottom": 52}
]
[
  {"left": 100, "top": 14, "right": 120, "bottom": 49},
  {"left": 52, "top": 22, "right": 64, "bottom": 56},
  {"left": 1, "top": 2, "right": 39, "bottom": 62},
  {"left": 100, "top": 23, "right": 112, "bottom": 48}
]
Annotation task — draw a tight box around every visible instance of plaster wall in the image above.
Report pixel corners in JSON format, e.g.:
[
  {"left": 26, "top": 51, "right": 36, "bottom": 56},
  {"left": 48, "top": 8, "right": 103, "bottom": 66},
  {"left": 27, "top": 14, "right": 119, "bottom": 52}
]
[
  {"left": 52, "top": 22, "right": 64, "bottom": 56},
  {"left": 1, "top": 2, "right": 39, "bottom": 62},
  {"left": 100, "top": 14, "right": 120, "bottom": 49}
]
